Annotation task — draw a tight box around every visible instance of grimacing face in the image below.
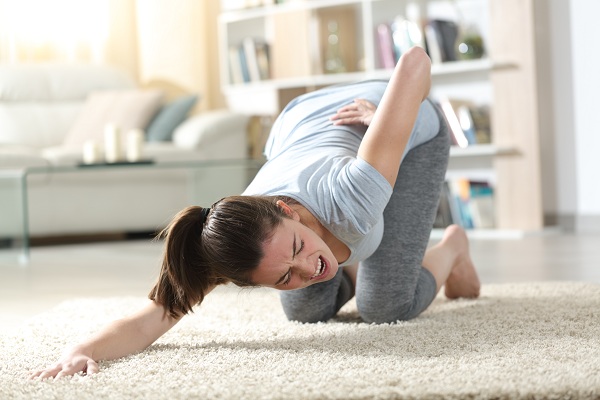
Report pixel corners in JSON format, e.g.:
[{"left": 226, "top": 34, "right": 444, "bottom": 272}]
[{"left": 250, "top": 203, "right": 339, "bottom": 290}]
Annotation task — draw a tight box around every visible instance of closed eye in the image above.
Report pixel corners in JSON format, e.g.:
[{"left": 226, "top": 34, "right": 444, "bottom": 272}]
[{"left": 283, "top": 271, "right": 292, "bottom": 286}]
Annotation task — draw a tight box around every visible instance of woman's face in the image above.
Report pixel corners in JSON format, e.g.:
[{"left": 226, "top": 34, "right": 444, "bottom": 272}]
[{"left": 251, "top": 214, "right": 339, "bottom": 290}]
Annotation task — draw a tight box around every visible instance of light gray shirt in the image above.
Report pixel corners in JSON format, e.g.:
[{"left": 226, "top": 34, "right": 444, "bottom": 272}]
[{"left": 243, "top": 80, "right": 440, "bottom": 266}]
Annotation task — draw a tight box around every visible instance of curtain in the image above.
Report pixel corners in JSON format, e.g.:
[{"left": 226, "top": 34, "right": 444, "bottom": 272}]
[
  {"left": 0, "top": 0, "right": 111, "bottom": 63},
  {"left": 0, "top": 0, "right": 223, "bottom": 109}
]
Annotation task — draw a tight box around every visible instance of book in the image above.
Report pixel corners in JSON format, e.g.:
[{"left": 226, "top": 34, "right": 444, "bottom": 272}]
[
  {"left": 440, "top": 179, "right": 495, "bottom": 229},
  {"left": 390, "top": 16, "right": 424, "bottom": 60},
  {"left": 469, "top": 105, "right": 492, "bottom": 144},
  {"left": 426, "top": 19, "right": 459, "bottom": 62},
  {"left": 376, "top": 23, "right": 396, "bottom": 69},
  {"left": 439, "top": 97, "right": 488, "bottom": 147},
  {"left": 434, "top": 182, "right": 455, "bottom": 228},
  {"left": 228, "top": 46, "right": 244, "bottom": 84},
  {"left": 448, "top": 178, "right": 474, "bottom": 229},
  {"left": 254, "top": 40, "right": 271, "bottom": 80},
  {"left": 439, "top": 97, "right": 469, "bottom": 148},
  {"left": 456, "top": 105, "right": 477, "bottom": 145},
  {"left": 237, "top": 45, "right": 251, "bottom": 83},
  {"left": 469, "top": 181, "right": 495, "bottom": 228},
  {"left": 424, "top": 24, "right": 443, "bottom": 64},
  {"left": 243, "top": 37, "right": 261, "bottom": 82}
]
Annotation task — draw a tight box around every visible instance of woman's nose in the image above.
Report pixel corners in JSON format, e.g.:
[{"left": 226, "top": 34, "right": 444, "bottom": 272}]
[{"left": 296, "top": 258, "right": 315, "bottom": 280}]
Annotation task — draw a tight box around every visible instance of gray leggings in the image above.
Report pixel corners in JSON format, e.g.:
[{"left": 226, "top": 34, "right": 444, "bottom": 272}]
[{"left": 280, "top": 102, "right": 450, "bottom": 323}]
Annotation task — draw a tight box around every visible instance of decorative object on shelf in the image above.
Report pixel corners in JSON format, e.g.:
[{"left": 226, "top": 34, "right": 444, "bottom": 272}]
[
  {"left": 456, "top": 25, "right": 485, "bottom": 60},
  {"left": 104, "top": 123, "right": 121, "bottom": 163},
  {"left": 82, "top": 140, "right": 101, "bottom": 165},
  {"left": 324, "top": 19, "right": 346, "bottom": 74},
  {"left": 126, "top": 129, "right": 144, "bottom": 162}
]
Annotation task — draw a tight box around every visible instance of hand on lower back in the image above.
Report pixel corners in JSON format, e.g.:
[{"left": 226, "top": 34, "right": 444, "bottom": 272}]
[{"left": 330, "top": 98, "right": 377, "bottom": 127}]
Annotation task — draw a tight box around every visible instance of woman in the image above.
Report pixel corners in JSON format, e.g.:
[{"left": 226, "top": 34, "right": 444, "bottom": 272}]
[{"left": 31, "top": 47, "right": 480, "bottom": 379}]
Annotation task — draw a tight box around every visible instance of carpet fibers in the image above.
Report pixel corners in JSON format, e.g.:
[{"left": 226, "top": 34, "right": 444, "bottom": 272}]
[{"left": 1, "top": 282, "right": 600, "bottom": 399}]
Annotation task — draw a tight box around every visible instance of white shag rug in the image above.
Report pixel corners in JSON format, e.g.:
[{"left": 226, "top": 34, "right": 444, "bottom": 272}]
[{"left": 1, "top": 282, "right": 600, "bottom": 400}]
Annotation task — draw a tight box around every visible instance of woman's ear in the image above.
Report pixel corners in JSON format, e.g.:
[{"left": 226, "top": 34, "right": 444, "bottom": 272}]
[{"left": 275, "top": 200, "right": 300, "bottom": 221}]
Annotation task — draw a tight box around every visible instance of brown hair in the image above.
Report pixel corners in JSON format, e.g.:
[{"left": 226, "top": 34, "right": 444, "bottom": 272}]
[{"left": 148, "top": 195, "right": 289, "bottom": 318}]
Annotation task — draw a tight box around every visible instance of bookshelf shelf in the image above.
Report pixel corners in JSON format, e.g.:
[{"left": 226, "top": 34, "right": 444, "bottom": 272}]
[
  {"left": 222, "top": 58, "right": 516, "bottom": 94},
  {"left": 220, "top": 0, "right": 363, "bottom": 23},
  {"left": 218, "top": 0, "right": 544, "bottom": 233},
  {"left": 449, "top": 144, "right": 518, "bottom": 157}
]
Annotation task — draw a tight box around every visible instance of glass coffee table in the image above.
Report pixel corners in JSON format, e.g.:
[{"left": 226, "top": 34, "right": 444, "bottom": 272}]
[{"left": 0, "top": 159, "right": 262, "bottom": 265}]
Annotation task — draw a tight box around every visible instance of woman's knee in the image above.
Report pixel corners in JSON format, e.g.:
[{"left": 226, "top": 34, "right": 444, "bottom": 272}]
[
  {"left": 279, "top": 292, "right": 337, "bottom": 323},
  {"left": 356, "top": 297, "right": 420, "bottom": 324}
]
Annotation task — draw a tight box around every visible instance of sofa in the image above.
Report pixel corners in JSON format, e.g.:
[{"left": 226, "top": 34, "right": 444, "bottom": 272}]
[{"left": 0, "top": 63, "right": 251, "bottom": 238}]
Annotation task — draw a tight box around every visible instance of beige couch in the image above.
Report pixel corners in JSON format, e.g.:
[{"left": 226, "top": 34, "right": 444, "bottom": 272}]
[{"left": 0, "top": 63, "right": 250, "bottom": 238}]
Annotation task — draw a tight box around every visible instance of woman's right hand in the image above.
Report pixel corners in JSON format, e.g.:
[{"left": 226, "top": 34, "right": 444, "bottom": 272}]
[
  {"left": 330, "top": 98, "right": 377, "bottom": 127},
  {"left": 30, "top": 345, "right": 99, "bottom": 379}
]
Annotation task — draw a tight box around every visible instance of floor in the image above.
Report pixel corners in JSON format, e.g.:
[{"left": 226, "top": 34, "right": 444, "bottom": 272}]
[{"left": 1, "top": 231, "right": 600, "bottom": 330}]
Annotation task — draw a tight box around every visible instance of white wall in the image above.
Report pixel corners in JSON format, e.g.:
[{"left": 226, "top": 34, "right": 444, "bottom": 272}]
[
  {"left": 570, "top": 0, "right": 600, "bottom": 232},
  {"left": 542, "top": 0, "right": 600, "bottom": 232}
]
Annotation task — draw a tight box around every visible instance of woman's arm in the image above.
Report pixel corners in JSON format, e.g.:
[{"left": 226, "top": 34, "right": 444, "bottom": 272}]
[
  {"left": 30, "top": 283, "right": 216, "bottom": 380},
  {"left": 357, "top": 46, "right": 431, "bottom": 187},
  {"left": 30, "top": 300, "right": 180, "bottom": 379}
]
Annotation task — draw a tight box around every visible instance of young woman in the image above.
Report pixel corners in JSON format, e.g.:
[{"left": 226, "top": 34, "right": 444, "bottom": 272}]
[{"left": 31, "top": 47, "right": 480, "bottom": 379}]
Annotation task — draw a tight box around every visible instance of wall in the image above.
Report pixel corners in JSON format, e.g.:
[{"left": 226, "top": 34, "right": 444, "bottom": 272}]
[
  {"left": 135, "top": 0, "right": 226, "bottom": 111},
  {"left": 538, "top": 0, "right": 600, "bottom": 233},
  {"left": 570, "top": 0, "right": 600, "bottom": 232}
]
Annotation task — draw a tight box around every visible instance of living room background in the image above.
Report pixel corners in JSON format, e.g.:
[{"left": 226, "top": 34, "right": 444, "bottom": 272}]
[
  {"left": 0, "top": 0, "right": 226, "bottom": 111},
  {"left": 0, "top": 0, "right": 598, "bottom": 233}
]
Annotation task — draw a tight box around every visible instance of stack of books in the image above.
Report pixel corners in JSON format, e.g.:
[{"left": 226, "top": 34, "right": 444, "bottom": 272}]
[{"left": 435, "top": 179, "right": 495, "bottom": 230}]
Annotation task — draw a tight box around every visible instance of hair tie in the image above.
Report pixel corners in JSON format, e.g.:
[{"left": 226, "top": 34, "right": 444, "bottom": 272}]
[{"left": 200, "top": 207, "right": 211, "bottom": 225}]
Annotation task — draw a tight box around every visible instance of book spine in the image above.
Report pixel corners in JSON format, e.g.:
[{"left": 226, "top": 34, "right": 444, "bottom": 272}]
[
  {"left": 243, "top": 37, "right": 261, "bottom": 82},
  {"left": 376, "top": 23, "right": 396, "bottom": 69},
  {"left": 238, "top": 45, "right": 250, "bottom": 83},
  {"left": 228, "top": 46, "right": 244, "bottom": 84}
]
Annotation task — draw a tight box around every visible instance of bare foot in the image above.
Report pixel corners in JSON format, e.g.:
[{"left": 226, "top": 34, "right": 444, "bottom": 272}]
[{"left": 442, "top": 225, "right": 481, "bottom": 299}]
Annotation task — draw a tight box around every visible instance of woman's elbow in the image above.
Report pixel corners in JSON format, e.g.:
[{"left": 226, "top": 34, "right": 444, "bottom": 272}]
[
  {"left": 399, "top": 47, "right": 432, "bottom": 98},
  {"left": 402, "top": 46, "right": 431, "bottom": 69}
]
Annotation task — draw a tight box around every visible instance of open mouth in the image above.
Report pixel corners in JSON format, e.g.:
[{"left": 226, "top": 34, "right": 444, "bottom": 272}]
[{"left": 311, "top": 256, "right": 327, "bottom": 280}]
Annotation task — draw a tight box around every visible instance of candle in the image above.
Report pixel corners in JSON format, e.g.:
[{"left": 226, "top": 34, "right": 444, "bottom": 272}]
[
  {"left": 126, "top": 129, "right": 144, "bottom": 162},
  {"left": 82, "top": 140, "right": 100, "bottom": 164},
  {"left": 104, "top": 124, "right": 121, "bottom": 163}
]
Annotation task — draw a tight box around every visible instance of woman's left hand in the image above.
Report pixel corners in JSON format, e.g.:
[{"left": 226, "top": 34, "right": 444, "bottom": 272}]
[{"left": 330, "top": 99, "right": 377, "bottom": 127}]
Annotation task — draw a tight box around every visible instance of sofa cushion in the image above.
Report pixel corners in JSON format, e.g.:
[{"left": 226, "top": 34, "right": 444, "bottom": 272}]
[
  {"left": 146, "top": 95, "right": 199, "bottom": 142},
  {"left": 0, "top": 103, "right": 82, "bottom": 148},
  {"left": 173, "top": 110, "right": 249, "bottom": 159},
  {"left": 63, "top": 89, "right": 163, "bottom": 147}
]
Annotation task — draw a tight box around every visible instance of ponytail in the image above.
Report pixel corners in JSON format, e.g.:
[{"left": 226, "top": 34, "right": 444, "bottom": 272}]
[
  {"left": 149, "top": 196, "right": 289, "bottom": 318},
  {"left": 149, "top": 206, "right": 225, "bottom": 319}
]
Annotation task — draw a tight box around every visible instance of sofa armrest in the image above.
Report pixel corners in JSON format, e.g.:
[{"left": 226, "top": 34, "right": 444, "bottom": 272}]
[{"left": 173, "top": 109, "right": 249, "bottom": 150}]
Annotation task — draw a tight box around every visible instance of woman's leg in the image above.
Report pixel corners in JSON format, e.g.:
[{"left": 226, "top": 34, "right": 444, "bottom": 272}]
[
  {"left": 356, "top": 104, "right": 450, "bottom": 323},
  {"left": 423, "top": 224, "right": 481, "bottom": 299},
  {"left": 279, "top": 267, "right": 355, "bottom": 323}
]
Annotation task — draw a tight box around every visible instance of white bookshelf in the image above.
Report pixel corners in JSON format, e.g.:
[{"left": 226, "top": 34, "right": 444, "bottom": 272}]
[{"left": 218, "top": 0, "right": 544, "bottom": 235}]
